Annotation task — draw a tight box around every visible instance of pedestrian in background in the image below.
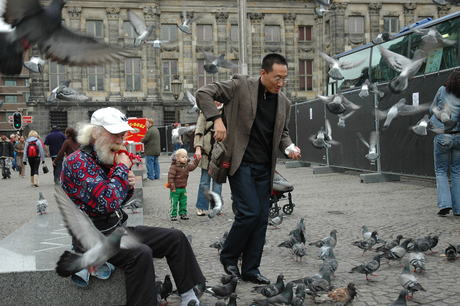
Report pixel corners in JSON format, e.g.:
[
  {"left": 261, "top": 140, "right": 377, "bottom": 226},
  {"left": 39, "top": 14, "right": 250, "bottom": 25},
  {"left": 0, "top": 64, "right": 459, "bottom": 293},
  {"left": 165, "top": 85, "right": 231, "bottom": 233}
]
[
  {"left": 9, "top": 134, "right": 18, "bottom": 171},
  {"left": 182, "top": 124, "right": 194, "bottom": 152},
  {"left": 53, "top": 127, "right": 80, "bottom": 178},
  {"left": 0, "top": 134, "right": 14, "bottom": 179},
  {"left": 430, "top": 71, "right": 460, "bottom": 216},
  {"left": 44, "top": 125, "right": 66, "bottom": 185},
  {"left": 14, "top": 135, "right": 26, "bottom": 178},
  {"left": 141, "top": 118, "right": 161, "bottom": 181},
  {"left": 23, "top": 130, "right": 46, "bottom": 187}
]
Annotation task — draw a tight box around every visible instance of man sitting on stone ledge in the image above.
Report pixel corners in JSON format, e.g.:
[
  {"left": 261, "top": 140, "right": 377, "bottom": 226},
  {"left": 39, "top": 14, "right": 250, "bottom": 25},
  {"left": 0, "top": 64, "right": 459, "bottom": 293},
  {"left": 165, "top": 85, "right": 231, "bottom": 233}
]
[{"left": 61, "top": 107, "right": 205, "bottom": 306}]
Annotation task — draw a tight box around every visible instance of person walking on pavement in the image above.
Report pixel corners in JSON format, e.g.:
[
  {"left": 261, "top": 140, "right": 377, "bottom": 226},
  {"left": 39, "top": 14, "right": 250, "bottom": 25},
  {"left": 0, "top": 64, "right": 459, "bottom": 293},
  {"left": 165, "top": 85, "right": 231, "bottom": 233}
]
[
  {"left": 196, "top": 53, "right": 301, "bottom": 285},
  {"left": 53, "top": 127, "right": 80, "bottom": 171},
  {"left": 141, "top": 118, "right": 161, "bottom": 181},
  {"left": 44, "top": 125, "right": 66, "bottom": 185},
  {"left": 14, "top": 135, "right": 26, "bottom": 178},
  {"left": 23, "top": 130, "right": 46, "bottom": 187},
  {"left": 10, "top": 134, "right": 18, "bottom": 171},
  {"left": 0, "top": 134, "right": 14, "bottom": 179},
  {"left": 194, "top": 101, "right": 224, "bottom": 216}
]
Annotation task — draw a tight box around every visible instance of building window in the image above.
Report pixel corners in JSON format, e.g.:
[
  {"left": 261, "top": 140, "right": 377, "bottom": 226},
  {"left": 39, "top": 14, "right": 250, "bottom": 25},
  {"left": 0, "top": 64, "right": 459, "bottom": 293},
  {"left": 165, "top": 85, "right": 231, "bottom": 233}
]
[
  {"left": 25, "top": 92, "right": 30, "bottom": 102},
  {"left": 87, "top": 21, "right": 103, "bottom": 38},
  {"left": 348, "top": 16, "right": 364, "bottom": 33},
  {"left": 197, "top": 25, "right": 212, "bottom": 41},
  {"left": 88, "top": 66, "right": 104, "bottom": 91},
  {"left": 198, "top": 60, "right": 214, "bottom": 88},
  {"left": 231, "top": 25, "right": 238, "bottom": 41},
  {"left": 265, "top": 25, "right": 280, "bottom": 42},
  {"left": 49, "top": 61, "right": 66, "bottom": 90},
  {"left": 49, "top": 111, "right": 68, "bottom": 131},
  {"left": 124, "top": 21, "right": 135, "bottom": 38},
  {"left": 299, "top": 26, "right": 312, "bottom": 41},
  {"left": 162, "top": 60, "right": 178, "bottom": 92},
  {"left": 383, "top": 17, "right": 399, "bottom": 33},
  {"left": 299, "top": 60, "right": 313, "bottom": 91},
  {"left": 162, "top": 24, "right": 177, "bottom": 40},
  {"left": 4, "top": 95, "right": 17, "bottom": 103},
  {"left": 126, "top": 58, "right": 141, "bottom": 91},
  {"left": 126, "top": 110, "right": 143, "bottom": 118},
  {"left": 4, "top": 79, "right": 17, "bottom": 86},
  {"left": 25, "top": 79, "right": 30, "bottom": 87}
]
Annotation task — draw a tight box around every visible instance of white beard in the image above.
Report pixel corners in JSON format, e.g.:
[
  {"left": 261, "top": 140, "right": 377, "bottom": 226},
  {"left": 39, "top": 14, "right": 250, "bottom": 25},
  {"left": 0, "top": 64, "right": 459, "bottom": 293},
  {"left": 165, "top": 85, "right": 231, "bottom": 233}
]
[{"left": 94, "top": 135, "right": 122, "bottom": 165}]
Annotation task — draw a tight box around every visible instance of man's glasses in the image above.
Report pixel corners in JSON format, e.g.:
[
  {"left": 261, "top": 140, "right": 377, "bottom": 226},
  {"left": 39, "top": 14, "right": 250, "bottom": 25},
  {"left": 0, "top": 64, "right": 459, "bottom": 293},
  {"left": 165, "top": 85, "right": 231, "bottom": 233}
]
[{"left": 265, "top": 70, "right": 289, "bottom": 83}]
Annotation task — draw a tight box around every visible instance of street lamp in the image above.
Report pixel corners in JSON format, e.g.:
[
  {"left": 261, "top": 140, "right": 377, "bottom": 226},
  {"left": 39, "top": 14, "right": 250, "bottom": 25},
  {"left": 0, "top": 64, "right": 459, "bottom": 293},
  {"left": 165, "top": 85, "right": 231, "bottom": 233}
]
[{"left": 171, "top": 75, "right": 182, "bottom": 123}]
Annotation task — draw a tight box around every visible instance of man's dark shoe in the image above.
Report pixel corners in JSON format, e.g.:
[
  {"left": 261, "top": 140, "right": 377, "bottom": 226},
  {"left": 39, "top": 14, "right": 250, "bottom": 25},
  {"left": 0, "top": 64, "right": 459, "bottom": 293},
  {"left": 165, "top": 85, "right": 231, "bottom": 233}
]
[
  {"left": 220, "top": 258, "right": 241, "bottom": 279},
  {"left": 242, "top": 274, "right": 270, "bottom": 285},
  {"left": 437, "top": 207, "right": 451, "bottom": 216}
]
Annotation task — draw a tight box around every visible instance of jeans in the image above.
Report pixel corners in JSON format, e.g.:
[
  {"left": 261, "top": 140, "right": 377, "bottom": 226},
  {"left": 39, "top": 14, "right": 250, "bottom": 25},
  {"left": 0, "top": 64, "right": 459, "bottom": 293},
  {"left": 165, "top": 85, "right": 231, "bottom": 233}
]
[
  {"left": 183, "top": 142, "right": 190, "bottom": 152},
  {"left": 174, "top": 143, "right": 181, "bottom": 152},
  {"left": 195, "top": 168, "right": 222, "bottom": 210},
  {"left": 145, "top": 155, "right": 160, "bottom": 180},
  {"left": 52, "top": 156, "right": 63, "bottom": 185},
  {"left": 434, "top": 133, "right": 460, "bottom": 214}
]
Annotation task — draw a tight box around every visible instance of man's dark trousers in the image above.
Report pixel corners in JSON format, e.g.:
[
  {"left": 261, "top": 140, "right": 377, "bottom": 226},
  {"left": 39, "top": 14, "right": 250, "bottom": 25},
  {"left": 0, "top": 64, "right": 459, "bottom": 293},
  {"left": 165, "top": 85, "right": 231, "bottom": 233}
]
[
  {"left": 220, "top": 162, "right": 271, "bottom": 277},
  {"left": 52, "top": 156, "right": 63, "bottom": 184}
]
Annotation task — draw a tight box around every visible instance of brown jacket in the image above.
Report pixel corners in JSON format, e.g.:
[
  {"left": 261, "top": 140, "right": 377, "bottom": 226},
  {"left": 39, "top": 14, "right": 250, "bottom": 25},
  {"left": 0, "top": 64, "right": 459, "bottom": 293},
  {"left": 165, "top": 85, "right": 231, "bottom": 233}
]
[
  {"left": 195, "top": 74, "right": 293, "bottom": 188},
  {"left": 168, "top": 158, "right": 199, "bottom": 190}
]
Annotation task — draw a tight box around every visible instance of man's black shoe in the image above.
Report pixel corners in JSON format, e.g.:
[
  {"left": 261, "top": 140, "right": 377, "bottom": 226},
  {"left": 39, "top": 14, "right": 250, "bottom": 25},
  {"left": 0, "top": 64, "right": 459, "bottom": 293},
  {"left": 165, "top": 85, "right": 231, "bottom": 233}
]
[
  {"left": 220, "top": 258, "right": 241, "bottom": 279},
  {"left": 242, "top": 274, "right": 270, "bottom": 285},
  {"left": 437, "top": 207, "right": 451, "bottom": 216}
]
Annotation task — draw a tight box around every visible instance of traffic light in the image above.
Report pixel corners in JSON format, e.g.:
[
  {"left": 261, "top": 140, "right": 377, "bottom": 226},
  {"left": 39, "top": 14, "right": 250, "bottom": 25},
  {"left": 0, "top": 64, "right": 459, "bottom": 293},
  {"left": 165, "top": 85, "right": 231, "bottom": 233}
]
[{"left": 13, "top": 112, "right": 22, "bottom": 130}]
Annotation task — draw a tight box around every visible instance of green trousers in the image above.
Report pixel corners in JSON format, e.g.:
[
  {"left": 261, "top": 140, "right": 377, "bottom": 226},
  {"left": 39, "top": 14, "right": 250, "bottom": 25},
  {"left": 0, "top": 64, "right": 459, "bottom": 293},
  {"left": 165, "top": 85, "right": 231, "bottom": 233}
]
[{"left": 170, "top": 187, "right": 188, "bottom": 217}]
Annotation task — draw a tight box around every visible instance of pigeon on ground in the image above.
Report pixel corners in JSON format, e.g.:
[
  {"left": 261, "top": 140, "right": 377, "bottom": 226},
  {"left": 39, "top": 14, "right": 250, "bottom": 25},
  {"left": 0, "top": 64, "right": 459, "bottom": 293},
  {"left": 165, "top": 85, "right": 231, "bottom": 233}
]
[
  {"left": 56, "top": 81, "right": 91, "bottom": 102},
  {"left": 378, "top": 45, "right": 426, "bottom": 93},
  {"left": 317, "top": 93, "right": 361, "bottom": 115},
  {"left": 350, "top": 254, "right": 381, "bottom": 280},
  {"left": 318, "top": 237, "right": 334, "bottom": 261},
  {"left": 0, "top": 0, "right": 132, "bottom": 76},
  {"left": 205, "top": 277, "right": 238, "bottom": 299},
  {"left": 408, "top": 235, "right": 439, "bottom": 254},
  {"left": 319, "top": 51, "right": 365, "bottom": 80},
  {"left": 353, "top": 231, "right": 378, "bottom": 256},
  {"left": 314, "top": 5, "right": 329, "bottom": 17},
  {"left": 304, "top": 277, "right": 334, "bottom": 299},
  {"left": 202, "top": 51, "right": 239, "bottom": 74},
  {"left": 292, "top": 242, "right": 306, "bottom": 262},
  {"left": 24, "top": 56, "right": 45, "bottom": 73},
  {"left": 445, "top": 243, "right": 458, "bottom": 260},
  {"left": 376, "top": 98, "right": 430, "bottom": 130},
  {"left": 292, "top": 268, "right": 332, "bottom": 286},
  {"left": 127, "top": 9, "right": 154, "bottom": 47},
  {"left": 278, "top": 231, "right": 302, "bottom": 249},
  {"left": 193, "top": 281, "right": 206, "bottom": 299},
  {"left": 310, "top": 119, "right": 340, "bottom": 149},
  {"left": 411, "top": 114, "right": 444, "bottom": 136},
  {"left": 432, "top": 102, "right": 457, "bottom": 132},
  {"left": 428, "top": 235, "right": 440, "bottom": 253},
  {"left": 309, "top": 229, "right": 337, "bottom": 248},
  {"left": 372, "top": 31, "right": 395, "bottom": 44},
  {"left": 185, "top": 89, "right": 200, "bottom": 114},
  {"left": 221, "top": 274, "right": 234, "bottom": 285},
  {"left": 210, "top": 231, "right": 228, "bottom": 254},
  {"left": 202, "top": 187, "right": 223, "bottom": 219},
  {"left": 399, "top": 260, "right": 426, "bottom": 298},
  {"left": 251, "top": 274, "right": 285, "bottom": 298},
  {"left": 251, "top": 282, "right": 294, "bottom": 306},
  {"left": 375, "top": 234, "right": 404, "bottom": 253},
  {"left": 121, "top": 198, "right": 143, "bottom": 213},
  {"left": 54, "top": 186, "right": 139, "bottom": 277},
  {"left": 160, "top": 274, "right": 173, "bottom": 303},
  {"left": 380, "top": 238, "right": 413, "bottom": 266},
  {"left": 389, "top": 289, "right": 408, "bottom": 306},
  {"left": 295, "top": 284, "right": 306, "bottom": 300},
  {"left": 289, "top": 218, "right": 307, "bottom": 244},
  {"left": 337, "top": 111, "right": 356, "bottom": 128},
  {"left": 357, "top": 131, "right": 379, "bottom": 161},
  {"left": 290, "top": 296, "right": 304, "bottom": 306},
  {"left": 320, "top": 248, "right": 339, "bottom": 276},
  {"left": 268, "top": 214, "right": 284, "bottom": 229},
  {"left": 47, "top": 80, "right": 71, "bottom": 103},
  {"left": 172, "top": 125, "right": 196, "bottom": 145},
  {"left": 177, "top": 9, "right": 201, "bottom": 35},
  {"left": 361, "top": 226, "right": 386, "bottom": 244},
  {"left": 409, "top": 241, "right": 426, "bottom": 272},
  {"left": 326, "top": 283, "right": 357, "bottom": 305},
  {"left": 37, "top": 191, "right": 48, "bottom": 214},
  {"left": 227, "top": 293, "right": 238, "bottom": 306}
]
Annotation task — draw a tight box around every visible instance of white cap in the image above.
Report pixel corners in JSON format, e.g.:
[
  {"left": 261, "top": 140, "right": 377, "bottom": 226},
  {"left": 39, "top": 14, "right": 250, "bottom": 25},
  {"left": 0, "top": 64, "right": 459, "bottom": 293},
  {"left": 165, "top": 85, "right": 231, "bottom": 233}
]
[{"left": 91, "top": 107, "right": 135, "bottom": 134}]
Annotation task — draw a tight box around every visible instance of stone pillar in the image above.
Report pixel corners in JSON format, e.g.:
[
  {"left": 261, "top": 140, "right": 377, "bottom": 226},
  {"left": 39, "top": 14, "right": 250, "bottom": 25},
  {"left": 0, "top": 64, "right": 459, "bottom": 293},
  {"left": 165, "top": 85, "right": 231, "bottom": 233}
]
[
  {"left": 144, "top": 4, "right": 161, "bottom": 102},
  {"left": 403, "top": 3, "right": 417, "bottom": 27},
  {"left": 28, "top": 47, "right": 45, "bottom": 103},
  {"left": 314, "top": 14, "right": 325, "bottom": 93},
  {"left": 68, "top": 7, "right": 83, "bottom": 93},
  {"left": 330, "top": 2, "right": 347, "bottom": 55},
  {"left": 216, "top": 12, "right": 229, "bottom": 80},
  {"left": 369, "top": 3, "right": 382, "bottom": 43},
  {"left": 437, "top": 5, "right": 451, "bottom": 18},
  {"left": 283, "top": 13, "right": 296, "bottom": 98},
  {"left": 106, "top": 7, "right": 121, "bottom": 102},
  {"left": 248, "top": 12, "right": 264, "bottom": 75}
]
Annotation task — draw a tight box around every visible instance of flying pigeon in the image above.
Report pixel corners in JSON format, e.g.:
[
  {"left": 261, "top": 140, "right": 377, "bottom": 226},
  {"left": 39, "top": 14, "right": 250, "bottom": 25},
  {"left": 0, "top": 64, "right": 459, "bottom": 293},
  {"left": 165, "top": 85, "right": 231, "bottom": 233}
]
[
  {"left": 177, "top": 9, "right": 201, "bottom": 35},
  {"left": 292, "top": 242, "right": 306, "bottom": 262},
  {"left": 326, "top": 283, "right": 358, "bottom": 305},
  {"left": 372, "top": 31, "right": 395, "bottom": 44},
  {"left": 185, "top": 89, "right": 200, "bottom": 114},
  {"left": 47, "top": 80, "right": 71, "bottom": 103},
  {"left": 389, "top": 289, "right": 408, "bottom": 306},
  {"left": 375, "top": 234, "right": 404, "bottom": 253},
  {"left": 318, "top": 93, "right": 361, "bottom": 115},
  {"left": 409, "top": 241, "right": 426, "bottom": 272},
  {"left": 54, "top": 185, "right": 140, "bottom": 277},
  {"left": 399, "top": 260, "right": 426, "bottom": 298},
  {"left": 202, "top": 187, "right": 223, "bottom": 219},
  {"left": 202, "top": 51, "right": 240, "bottom": 74},
  {"left": 411, "top": 114, "right": 444, "bottom": 136},
  {"left": 24, "top": 56, "right": 45, "bottom": 73},
  {"left": 444, "top": 243, "right": 458, "bottom": 260},
  {"left": 309, "top": 229, "right": 337, "bottom": 248},
  {"left": 205, "top": 277, "right": 238, "bottom": 299},
  {"left": 251, "top": 274, "right": 285, "bottom": 298},
  {"left": 310, "top": 119, "right": 340, "bottom": 149},
  {"left": 0, "top": 0, "right": 132, "bottom": 76},
  {"left": 37, "top": 191, "right": 48, "bottom": 214},
  {"left": 380, "top": 238, "right": 413, "bottom": 266},
  {"left": 127, "top": 9, "right": 154, "bottom": 47},
  {"left": 368, "top": 82, "right": 385, "bottom": 98},
  {"left": 210, "top": 231, "right": 228, "bottom": 254},
  {"left": 121, "top": 198, "right": 143, "bottom": 213},
  {"left": 314, "top": 5, "right": 329, "bottom": 17},
  {"left": 268, "top": 214, "right": 284, "bottom": 229},
  {"left": 357, "top": 131, "right": 379, "bottom": 161},
  {"left": 353, "top": 231, "right": 378, "bottom": 256},
  {"left": 172, "top": 124, "right": 196, "bottom": 145},
  {"left": 337, "top": 111, "right": 356, "bottom": 128},
  {"left": 378, "top": 45, "right": 426, "bottom": 93},
  {"left": 376, "top": 98, "right": 430, "bottom": 130},
  {"left": 350, "top": 254, "right": 381, "bottom": 280},
  {"left": 411, "top": 25, "right": 456, "bottom": 57},
  {"left": 251, "top": 282, "right": 294, "bottom": 306},
  {"left": 144, "top": 38, "right": 172, "bottom": 49},
  {"left": 319, "top": 51, "right": 365, "bottom": 80},
  {"left": 432, "top": 101, "right": 457, "bottom": 132},
  {"left": 56, "top": 81, "right": 91, "bottom": 102},
  {"left": 359, "top": 79, "right": 370, "bottom": 98}
]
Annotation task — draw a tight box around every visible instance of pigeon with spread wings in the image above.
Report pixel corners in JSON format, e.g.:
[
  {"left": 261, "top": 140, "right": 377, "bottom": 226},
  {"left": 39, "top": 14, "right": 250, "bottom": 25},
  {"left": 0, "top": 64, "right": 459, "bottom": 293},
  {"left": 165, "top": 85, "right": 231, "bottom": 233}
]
[
  {"left": 127, "top": 9, "right": 154, "bottom": 47},
  {"left": 319, "top": 51, "right": 365, "bottom": 80}
]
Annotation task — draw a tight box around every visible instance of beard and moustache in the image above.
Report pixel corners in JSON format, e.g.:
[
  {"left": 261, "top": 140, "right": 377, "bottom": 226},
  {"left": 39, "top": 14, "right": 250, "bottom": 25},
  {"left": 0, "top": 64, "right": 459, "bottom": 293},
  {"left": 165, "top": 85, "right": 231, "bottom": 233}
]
[{"left": 94, "top": 134, "right": 124, "bottom": 165}]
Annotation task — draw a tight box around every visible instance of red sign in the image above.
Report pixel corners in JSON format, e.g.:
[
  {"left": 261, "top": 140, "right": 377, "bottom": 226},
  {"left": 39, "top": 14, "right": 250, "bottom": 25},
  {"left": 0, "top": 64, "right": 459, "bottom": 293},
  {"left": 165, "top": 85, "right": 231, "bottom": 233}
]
[
  {"left": 8, "top": 115, "right": 33, "bottom": 123},
  {"left": 125, "top": 118, "right": 147, "bottom": 143}
]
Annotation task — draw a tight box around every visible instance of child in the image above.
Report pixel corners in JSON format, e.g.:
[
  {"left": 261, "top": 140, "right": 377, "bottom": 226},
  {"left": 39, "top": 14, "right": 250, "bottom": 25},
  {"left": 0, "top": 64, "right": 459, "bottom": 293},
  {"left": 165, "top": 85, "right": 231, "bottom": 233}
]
[{"left": 168, "top": 148, "right": 200, "bottom": 221}]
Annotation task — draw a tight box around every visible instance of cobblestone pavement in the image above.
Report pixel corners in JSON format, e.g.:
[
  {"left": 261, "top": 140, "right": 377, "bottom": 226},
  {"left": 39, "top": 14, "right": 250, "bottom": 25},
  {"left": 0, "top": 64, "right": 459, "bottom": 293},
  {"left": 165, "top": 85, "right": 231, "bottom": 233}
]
[{"left": 1, "top": 155, "right": 460, "bottom": 305}]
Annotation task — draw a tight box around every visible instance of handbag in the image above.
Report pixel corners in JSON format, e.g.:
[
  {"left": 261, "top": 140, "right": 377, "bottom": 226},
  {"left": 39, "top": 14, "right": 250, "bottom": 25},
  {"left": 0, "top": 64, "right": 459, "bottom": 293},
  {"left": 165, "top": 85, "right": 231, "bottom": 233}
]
[{"left": 42, "top": 164, "right": 49, "bottom": 174}]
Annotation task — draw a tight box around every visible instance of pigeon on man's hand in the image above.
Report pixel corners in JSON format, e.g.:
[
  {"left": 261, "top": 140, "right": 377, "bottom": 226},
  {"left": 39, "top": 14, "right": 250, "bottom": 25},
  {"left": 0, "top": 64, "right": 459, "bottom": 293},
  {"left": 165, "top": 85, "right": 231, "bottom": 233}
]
[
  {"left": 202, "top": 187, "right": 223, "bottom": 219},
  {"left": 37, "top": 191, "right": 48, "bottom": 214},
  {"left": 251, "top": 274, "right": 285, "bottom": 297},
  {"left": 399, "top": 260, "right": 426, "bottom": 298},
  {"left": 319, "top": 51, "right": 365, "bottom": 80},
  {"left": 127, "top": 9, "right": 154, "bottom": 47}
]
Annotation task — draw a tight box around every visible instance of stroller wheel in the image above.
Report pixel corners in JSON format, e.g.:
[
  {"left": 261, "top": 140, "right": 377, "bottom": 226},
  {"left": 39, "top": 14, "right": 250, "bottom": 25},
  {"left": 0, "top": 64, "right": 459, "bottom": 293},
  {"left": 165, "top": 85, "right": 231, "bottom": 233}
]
[
  {"left": 283, "top": 204, "right": 295, "bottom": 215},
  {"left": 269, "top": 206, "right": 280, "bottom": 218}
]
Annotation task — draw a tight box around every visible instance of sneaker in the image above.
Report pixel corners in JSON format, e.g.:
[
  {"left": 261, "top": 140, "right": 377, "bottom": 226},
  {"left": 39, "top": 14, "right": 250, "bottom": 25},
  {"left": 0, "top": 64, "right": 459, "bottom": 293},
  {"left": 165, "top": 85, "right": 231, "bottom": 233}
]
[
  {"left": 197, "top": 209, "right": 205, "bottom": 216},
  {"left": 180, "top": 214, "right": 189, "bottom": 220},
  {"left": 171, "top": 216, "right": 177, "bottom": 221}
]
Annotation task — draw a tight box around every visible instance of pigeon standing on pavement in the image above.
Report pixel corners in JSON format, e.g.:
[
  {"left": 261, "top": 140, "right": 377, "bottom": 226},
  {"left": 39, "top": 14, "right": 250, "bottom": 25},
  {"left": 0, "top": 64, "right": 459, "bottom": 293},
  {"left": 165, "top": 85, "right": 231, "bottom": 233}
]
[
  {"left": 289, "top": 218, "right": 307, "bottom": 244},
  {"left": 389, "top": 289, "right": 408, "bottom": 306},
  {"left": 185, "top": 89, "right": 200, "bottom": 114},
  {"left": 319, "top": 51, "right": 365, "bottom": 80},
  {"left": 353, "top": 231, "right": 378, "bottom": 256},
  {"left": 357, "top": 131, "right": 379, "bottom": 161},
  {"left": 350, "top": 254, "right": 381, "bottom": 280},
  {"left": 445, "top": 243, "right": 458, "bottom": 260},
  {"left": 160, "top": 274, "right": 173, "bottom": 303},
  {"left": 292, "top": 242, "right": 306, "bottom": 262},
  {"left": 202, "top": 50, "right": 240, "bottom": 74},
  {"left": 251, "top": 274, "right": 285, "bottom": 298},
  {"left": 210, "top": 231, "right": 228, "bottom": 254},
  {"left": 292, "top": 268, "right": 332, "bottom": 286},
  {"left": 202, "top": 187, "right": 223, "bottom": 219},
  {"left": 309, "top": 229, "right": 337, "bottom": 248},
  {"left": 251, "top": 282, "right": 294, "bottom": 306},
  {"left": 376, "top": 98, "right": 430, "bottom": 130},
  {"left": 326, "top": 283, "right": 358, "bottom": 305},
  {"left": 320, "top": 248, "right": 339, "bottom": 276},
  {"left": 205, "top": 277, "right": 238, "bottom": 299},
  {"left": 318, "top": 237, "right": 334, "bottom": 260},
  {"left": 375, "top": 234, "right": 404, "bottom": 253},
  {"left": 278, "top": 231, "right": 302, "bottom": 249},
  {"left": 399, "top": 260, "right": 426, "bottom": 298},
  {"left": 380, "top": 238, "right": 413, "bottom": 265},
  {"left": 409, "top": 241, "right": 426, "bottom": 272},
  {"left": 317, "top": 93, "right": 361, "bottom": 115},
  {"left": 24, "top": 56, "right": 45, "bottom": 73},
  {"left": 268, "top": 214, "right": 284, "bottom": 229},
  {"left": 37, "top": 191, "right": 48, "bottom": 214},
  {"left": 127, "top": 9, "right": 154, "bottom": 47}
]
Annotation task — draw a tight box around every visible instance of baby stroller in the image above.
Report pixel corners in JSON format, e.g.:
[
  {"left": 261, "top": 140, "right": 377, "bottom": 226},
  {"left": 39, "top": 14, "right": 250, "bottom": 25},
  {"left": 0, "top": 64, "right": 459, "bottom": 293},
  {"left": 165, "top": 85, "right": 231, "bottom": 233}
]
[{"left": 231, "top": 170, "right": 295, "bottom": 218}]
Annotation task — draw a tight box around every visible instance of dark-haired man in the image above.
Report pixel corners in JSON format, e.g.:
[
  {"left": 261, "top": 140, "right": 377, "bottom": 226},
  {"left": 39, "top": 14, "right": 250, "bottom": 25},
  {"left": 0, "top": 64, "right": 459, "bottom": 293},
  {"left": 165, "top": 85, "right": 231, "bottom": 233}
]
[{"left": 196, "top": 53, "right": 301, "bottom": 284}]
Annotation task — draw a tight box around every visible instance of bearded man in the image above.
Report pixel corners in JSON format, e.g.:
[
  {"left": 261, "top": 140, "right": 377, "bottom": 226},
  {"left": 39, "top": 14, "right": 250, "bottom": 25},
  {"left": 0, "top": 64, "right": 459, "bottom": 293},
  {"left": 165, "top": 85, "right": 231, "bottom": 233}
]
[{"left": 61, "top": 107, "right": 205, "bottom": 306}]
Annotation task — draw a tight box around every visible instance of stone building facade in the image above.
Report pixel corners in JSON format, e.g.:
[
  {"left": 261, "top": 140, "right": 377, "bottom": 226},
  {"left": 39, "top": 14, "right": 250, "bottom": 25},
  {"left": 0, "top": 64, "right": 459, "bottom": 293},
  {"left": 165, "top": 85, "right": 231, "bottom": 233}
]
[{"left": 4, "top": 0, "right": 457, "bottom": 137}]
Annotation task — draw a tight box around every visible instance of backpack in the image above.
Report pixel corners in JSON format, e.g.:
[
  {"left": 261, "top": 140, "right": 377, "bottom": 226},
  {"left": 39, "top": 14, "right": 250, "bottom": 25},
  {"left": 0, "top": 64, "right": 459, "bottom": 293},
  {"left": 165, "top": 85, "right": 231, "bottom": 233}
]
[{"left": 27, "top": 141, "right": 39, "bottom": 157}]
